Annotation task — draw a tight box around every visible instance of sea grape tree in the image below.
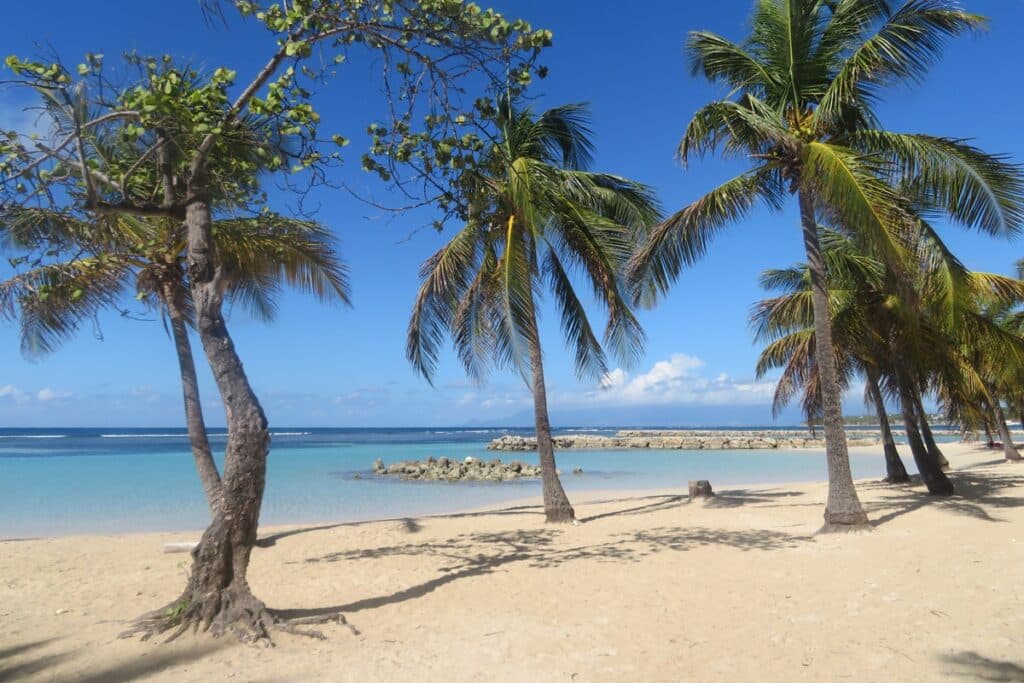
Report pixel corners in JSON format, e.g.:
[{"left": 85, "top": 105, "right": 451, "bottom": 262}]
[{"left": 0, "top": 0, "right": 551, "bottom": 643}]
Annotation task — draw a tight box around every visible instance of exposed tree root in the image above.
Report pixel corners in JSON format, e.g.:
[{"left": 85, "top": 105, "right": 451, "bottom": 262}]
[
  {"left": 271, "top": 610, "right": 361, "bottom": 639},
  {"left": 544, "top": 506, "right": 576, "bottom": 524},
  {"left": 119, "top": 586, "right": 357, "bottom": 646}
]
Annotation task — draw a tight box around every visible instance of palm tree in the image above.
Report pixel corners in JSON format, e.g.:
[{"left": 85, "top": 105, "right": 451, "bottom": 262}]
[
  {"left": 0, "top": 209, "right": 349, "bottom": 513},
  {"left": 629, "top": 0, "right": 1023, "bottom": 529},
  {"left": 752, "top": 231, "right": 912, "bottom": 484},
  {"left": 957, "top": 302, "right": 1024, "bottom": 463},
  {"left": 407, "top": 103, "right": 659, "bottom": 522}
]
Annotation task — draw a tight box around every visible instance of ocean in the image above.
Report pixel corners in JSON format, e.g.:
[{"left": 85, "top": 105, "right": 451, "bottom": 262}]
[{"left": 0, "top": 426, "right": 936, "bottom": 538}]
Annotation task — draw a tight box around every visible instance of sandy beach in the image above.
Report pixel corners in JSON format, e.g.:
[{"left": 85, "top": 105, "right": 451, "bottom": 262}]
[{"left": 2, "top": 441, "right": 1023, "bottom": 682}]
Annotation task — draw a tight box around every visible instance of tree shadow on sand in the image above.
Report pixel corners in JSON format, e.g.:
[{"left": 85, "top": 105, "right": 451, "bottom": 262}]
[
  {"left": 0, "top": 639, "right": 70, "bottom": 681},
  {"left": 256, "top": 504, "right": 545, "bottom": 547},
  {"left": 576, "top": 489, "right": 816, "bottom": 522},
  {"left": 256, "top": 458, "right": 1023, "bottom": 637},
  {"left": 939, "top": 651, "right": 1024, "bottom": 681},
  {"left": 258, "top": 487, "right": 817, "bottom": 547},
  {"left": 0, "top": 637, "right": 231, "bottom": 683},
  {"left": 861, "top": 461, "right": 1024, "bottom": 527},
  {"left": 273, "top": 524, "right": 810, "bottom": 621},
  {"left": 702, "top": 488, "right": 817, "bottom": 510}
]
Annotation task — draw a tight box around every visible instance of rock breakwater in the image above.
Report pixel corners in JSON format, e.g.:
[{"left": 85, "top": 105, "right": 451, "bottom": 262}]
[
  {"left": 373, "top": 456, "right": 541, "bottom": 481},
  {"left": 487, "top": 430, "right": 880, "bottom": 451}
]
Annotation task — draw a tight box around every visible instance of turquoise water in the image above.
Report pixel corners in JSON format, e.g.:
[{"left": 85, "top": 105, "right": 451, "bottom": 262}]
[{"left": 0, "top": 427, "right": 917, "bottom": 537}]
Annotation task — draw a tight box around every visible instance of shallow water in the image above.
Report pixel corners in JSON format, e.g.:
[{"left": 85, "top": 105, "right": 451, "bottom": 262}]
[{"left": 0, "top": 426, "right": 947, "bottom": 537}]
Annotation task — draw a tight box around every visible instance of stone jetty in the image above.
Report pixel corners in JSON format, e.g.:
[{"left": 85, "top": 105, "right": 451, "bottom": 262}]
[
  {"left": 373, "top": 456, "right": 541, "bottom": 481},
  {"left": 487, "top": 429, "right": 880, "bottom": 452}
]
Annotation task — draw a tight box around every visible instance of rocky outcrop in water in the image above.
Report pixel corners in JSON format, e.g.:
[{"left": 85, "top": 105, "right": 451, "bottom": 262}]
[
  {"left": 373, "top": 456, "right": 541, "bottom": 481},
  {"left": 487, "top": 430, "right": 880, "bottom": 451}
]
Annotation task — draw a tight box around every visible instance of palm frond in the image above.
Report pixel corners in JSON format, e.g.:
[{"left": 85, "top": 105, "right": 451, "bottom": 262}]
[
  {"left": 628, "top": 166, "right": 784, "bottom": 305},
  {"left": 497, "top": 216, "right": 537, "bottom": 379},
  {"left": 544, "top": 250, "right": 608, "bottom": 383},
  {"left": 214, "top": 215, "right": 351, "bottom": 315},
  {"left": 679, "top": 96, "right": 792, "bottom": 163},
  {"left": 687, "top": 31, "right": 775, "bottom": 92},
  {"left": 0, "top": 257, "right": 131, "bottom": 358},
  {"left": 406, "top": 223, "right": 481, "bottom": 383},
  {"left": 535, "top": 103, "right": 596, "bottom": 171},
  {"left": 853, "top": 132, "right": 1024, "bottom": 236},
  {"left": 759, "top": 265, "right": 809, "bottom": 293},
  {"left": 815, "top": 1, "right": 985, "bottom": 127},
  {"left": 802, "top": 141, "right": 907, "bottom": 267}
]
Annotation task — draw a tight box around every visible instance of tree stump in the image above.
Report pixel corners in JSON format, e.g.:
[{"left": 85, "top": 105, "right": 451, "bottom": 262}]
[{"left": 688, "top": 480, "right": 714, "bottom": 498}]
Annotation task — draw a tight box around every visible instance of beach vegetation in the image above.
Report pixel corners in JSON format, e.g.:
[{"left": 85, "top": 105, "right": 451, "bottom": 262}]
[
  {"left": 628, "top": 0, "right": 1020, "bottom": 529},
  {"left": 0, "top": 0, "right": 552, "bottom": 644},
  {"left": 0, "top": 205, "right": 349, "bottom": 514},
  {"left": 407, "top": 101, "right": 659, "bottom": 522},
  {"left": 753, "top": 226, "right": 1024, "bottom": 491}
]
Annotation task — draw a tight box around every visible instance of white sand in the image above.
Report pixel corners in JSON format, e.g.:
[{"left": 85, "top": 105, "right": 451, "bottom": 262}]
[{"left": 2, "top": 442, "right": 1022, "bottom": 682}]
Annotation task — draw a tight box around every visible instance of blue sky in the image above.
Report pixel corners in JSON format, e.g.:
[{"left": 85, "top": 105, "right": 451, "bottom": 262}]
[{"left": 1, "top": 1, "right": 1021, "bottom": 428}]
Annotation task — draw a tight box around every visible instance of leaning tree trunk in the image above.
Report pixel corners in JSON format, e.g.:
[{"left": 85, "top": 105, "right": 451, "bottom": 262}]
[
  {"left": 798, "top": 189, "right": 868, "bottom": 529},
  {"left": 524, "top": 298, "right": 575, "bottom": 523},
  {"left": 912, "top": 392, "right": 950, "bottom": 472},
  {"left": 865, "top": 367, "right": 909, "bottom": 483},
  {"left": 125, "top": 184, "right": 277, "bottom": 643},
  {"left": 987, "top": 393, "right": 1022, "bottom": 462},
  {"left": 894, "top": 368, "right": 953, "bottom": 496},
  {"left": 983, "top": 420, "right": 996, "bottom": 448},
  {"left": 163, "top": 279, "right": 223, "bottom": 514}
]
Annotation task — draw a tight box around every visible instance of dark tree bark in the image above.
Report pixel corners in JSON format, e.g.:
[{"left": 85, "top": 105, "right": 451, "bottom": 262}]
[
  {"left": 894, "top": 368, "right": 953, "bottom": 496},
  {"left": 524, "top": 296, "right": 575, "bottom": 523},
  {"left": 162, "top": 278, "right": 222, "bottom": 515},
  {"left": 983, "top": 420, "right": 996, "bottom": 448},
  {"left": 798, "top": 190, "right": 868, "bottom": 529},
  {"left": 912, "top": 392, "right": 949, "bottom": 472},
  {"left": 865, "top": 367, "right": 909, "bottom": 483},
  {"left": 125, "top": 182, "right": 279, "bottom": 642}
]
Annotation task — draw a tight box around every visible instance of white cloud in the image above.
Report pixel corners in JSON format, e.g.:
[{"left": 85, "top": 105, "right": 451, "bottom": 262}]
[
  {"left": 36, "top": 388, "right": 71, "bottom": 402},
  {"left": 572, "top": 353, "right": 777, "bottom": 407},
  {"left": 433, "top": 352, "right": 782, "bottom": 419},
  {"left": 0, "top": 384, "right": 24, "bottom": 399}
]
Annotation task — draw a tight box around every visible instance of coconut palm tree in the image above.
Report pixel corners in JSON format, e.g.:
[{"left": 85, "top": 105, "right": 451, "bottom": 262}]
[
  {"left": 752, "top": 231, "right": 912, "bottom": 484},
  {"left": 629, "top": 0, "right": 1023, "bottom": 529},
  {"left": 0, "top": 209, "right": 349, "bottom": 513},
  {"left": 955, "top": 300, "right": 1024, "bottom": 462},
  {"left": 407, "top": 102, "right": 659, "bottom": 522},
  {"left": 756, "top": 220, "right": 1024, "bottom": 493}
]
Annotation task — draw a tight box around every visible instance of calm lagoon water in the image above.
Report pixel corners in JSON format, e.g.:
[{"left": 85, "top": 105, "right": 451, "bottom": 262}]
[{"left": 0, "top": 426, "right": 929, "bottom": 537}]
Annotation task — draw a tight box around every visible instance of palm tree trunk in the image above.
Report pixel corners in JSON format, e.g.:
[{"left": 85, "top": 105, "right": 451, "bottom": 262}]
[
  {"left": 912, "top": 392, "right": 949, "bottom": 471},
  {"left": 987, "top": 393, "right": 1022, "bottom": 462},
  {"left": 798, "top": 189, "right": 868, "bottom": 529},
  {"left": 894, "top": 366, "right": 953, "bottom": 496},
  {"left": 163, "top": 280, "right": 222, "bottom": 515},
  {"left": 865, "top": 366, "right": 908, "bottom": 483},
  {"left": 128, "top": 184, "right": 275, "bottom": 641},
  {"left": 524, "top": 296, "right": 575, "bottom": 523}
]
